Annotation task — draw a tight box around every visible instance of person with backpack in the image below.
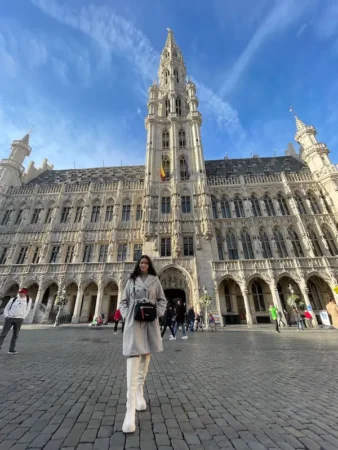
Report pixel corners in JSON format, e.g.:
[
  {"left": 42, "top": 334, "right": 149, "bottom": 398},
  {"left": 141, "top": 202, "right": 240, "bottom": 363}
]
[{"left": 0, "top": 287, "right": 32, "bottom": 355}]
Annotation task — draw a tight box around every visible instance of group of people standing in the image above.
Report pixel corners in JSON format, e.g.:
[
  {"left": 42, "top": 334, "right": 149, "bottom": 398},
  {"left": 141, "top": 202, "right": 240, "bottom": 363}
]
[{"left": 160, "top": 303, "right": 205, "bottom": 340}]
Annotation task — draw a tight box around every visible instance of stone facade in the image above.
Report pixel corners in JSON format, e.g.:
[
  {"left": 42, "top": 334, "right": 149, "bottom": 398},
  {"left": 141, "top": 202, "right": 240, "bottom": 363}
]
[{"left": 1, "top": 30, "right": 338, "bottom": 326}]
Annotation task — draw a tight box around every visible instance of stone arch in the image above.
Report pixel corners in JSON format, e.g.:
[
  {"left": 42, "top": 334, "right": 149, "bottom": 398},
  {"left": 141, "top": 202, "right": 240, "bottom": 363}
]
[
  {"left": 247, "top": 276, "right": 273, "bottom": 323},
  {"left": 75, "top": 197, "right": 85, "bottom": 206},
  {"left": 80, "top": 281, "right": 99, "bottom": 323},
  {"left": 0, "top": 281, "right": 20, "bottom": 311},
  {"left": 64, "top": 282, "right": 78, "bottom": 320},
  {"left": 158, "top": 265, "right": 193, "bottom": 310},
  {"left": 306, "top": 274, "right": 333, "bottom": 315},
  {"left": 103, "top": 280, "right": 119, "bottom": 322},
  {"left": 218, "top": 277, "right": 245, "bottom": 325},
  {"left": 276, "top": 275, "right": 303, "bottom": 313},
  {"left": 40, "top": 281, "right": 59, "bottom": 323},
  {"left": 65, "top": 278, "right": 79, "bottom": 288}
]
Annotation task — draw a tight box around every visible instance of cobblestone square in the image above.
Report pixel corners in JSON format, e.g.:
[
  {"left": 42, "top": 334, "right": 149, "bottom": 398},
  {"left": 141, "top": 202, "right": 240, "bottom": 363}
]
[{"left": 0, "top": 326, "right": 338, "bottom": 450}]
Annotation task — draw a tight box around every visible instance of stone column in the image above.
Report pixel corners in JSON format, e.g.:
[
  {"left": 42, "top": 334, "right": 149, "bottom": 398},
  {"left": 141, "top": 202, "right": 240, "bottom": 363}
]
[
  {"left": 26, "top": 287, "right": 44, "bottom": 324},
  {"left": 94, "top": 281, "right": 104, "bottom": 318},
  {"left": 270, "top": 282, "right": 286, "bottom": 323},
  {"left": 302, "top": 286, "right": 319, "bottom": 328},
  {"left": 71, "top": 284, "right": 85, "bottom": 323},
  {"left": 242, "top": 288, "right": 254, "bottom": 325}
]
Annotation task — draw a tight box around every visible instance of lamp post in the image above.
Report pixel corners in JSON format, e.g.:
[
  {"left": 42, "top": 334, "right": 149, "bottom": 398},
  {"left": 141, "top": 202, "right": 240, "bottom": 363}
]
[{"left": 54, "top": 287, "right": 68, "bottom": 327}]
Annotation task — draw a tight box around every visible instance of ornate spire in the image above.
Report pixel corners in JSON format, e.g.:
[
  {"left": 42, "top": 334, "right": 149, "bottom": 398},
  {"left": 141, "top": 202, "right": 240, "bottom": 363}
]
[
  {"left": 165, "top": 28, "right": 176, "bottom": 49},
  {"left": 295, "top": 115, "right": 306, "bottom": 132},
  {"left": 21, "top": 133, "right": 30, "bottom": 145}
]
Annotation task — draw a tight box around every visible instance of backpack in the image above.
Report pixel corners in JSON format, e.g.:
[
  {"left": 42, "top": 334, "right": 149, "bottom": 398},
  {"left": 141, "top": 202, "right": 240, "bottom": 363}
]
[{"left": 9, "top": 296, "right": 30, "bottom": 310}]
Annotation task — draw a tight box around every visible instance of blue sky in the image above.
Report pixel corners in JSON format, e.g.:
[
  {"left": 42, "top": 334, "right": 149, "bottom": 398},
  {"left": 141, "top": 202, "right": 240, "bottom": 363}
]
[{"left": 0, "top": 0, "right": 338, "bottom": 170}]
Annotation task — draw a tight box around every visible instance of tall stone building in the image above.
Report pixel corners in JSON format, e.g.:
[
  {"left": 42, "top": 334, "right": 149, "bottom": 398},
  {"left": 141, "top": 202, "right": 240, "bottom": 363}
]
[{"left": 0, "top": 30, "right": 338, "bottom": 326}]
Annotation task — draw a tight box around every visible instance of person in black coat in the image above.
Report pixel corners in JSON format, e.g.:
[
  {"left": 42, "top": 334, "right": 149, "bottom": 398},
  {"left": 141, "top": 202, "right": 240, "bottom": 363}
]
[
  {"left": 161, "top": 306, "right": 175, "bottom": 338},
  {"left": 187, "top": 306, "right": 195, "bottom": 332},
  {"left": 171, "top": 300, "right": 188, "bottom": 340}
]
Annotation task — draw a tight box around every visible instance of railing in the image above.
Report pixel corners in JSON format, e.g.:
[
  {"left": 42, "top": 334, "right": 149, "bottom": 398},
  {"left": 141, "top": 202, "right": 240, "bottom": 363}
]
[
  {"left": 7, "top": 185, "right": 35, "bottom": 195},
  {"left": 92, "top": 182, "right": 118, "bottom": 192},
  {"left": 38, "top": 185, "right": 62, "bottom": 194},
  {"left": 58, "top": 313, "right": 72, "bottom": 325},
  {"left": 207, "top": 177, "right": 241, "bottom": 186},
  {"left": 244, "top": 174, "right": 282, "bottom": 183},
  {"left": 286, "top": 172, "right": 313, "bottom": 182},
  {"left": 65, "top": 183, "right": 90, "bottom": 193}
]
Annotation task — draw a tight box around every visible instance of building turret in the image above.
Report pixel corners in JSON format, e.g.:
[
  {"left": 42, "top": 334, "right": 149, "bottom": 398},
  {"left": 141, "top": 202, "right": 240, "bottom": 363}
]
[{"left": 0, "top": 133, "right": 32, "bottom": 187}]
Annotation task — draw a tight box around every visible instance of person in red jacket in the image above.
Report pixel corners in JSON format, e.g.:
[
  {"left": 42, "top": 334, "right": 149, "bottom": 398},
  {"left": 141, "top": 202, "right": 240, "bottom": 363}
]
[
  {"left": 113, "top": 309, "right": 124, "bottom": 334},
  {"left": 304, "top": 310, "right": 313, "bottom": 328}
]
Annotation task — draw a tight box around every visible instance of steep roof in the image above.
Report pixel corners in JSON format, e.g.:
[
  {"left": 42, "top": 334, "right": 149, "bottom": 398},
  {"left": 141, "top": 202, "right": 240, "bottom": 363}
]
[{"left": 25, "top": 155, "right": 307, "bottom": 186}]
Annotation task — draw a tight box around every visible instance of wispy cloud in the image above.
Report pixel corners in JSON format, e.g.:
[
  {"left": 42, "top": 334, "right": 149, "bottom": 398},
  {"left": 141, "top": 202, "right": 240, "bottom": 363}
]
[
  {"left": 220, "top": 0, "right": 316, "bottom": 96},
  {"left": 31, "top": 0, "right": 246, "bottom": 143}
]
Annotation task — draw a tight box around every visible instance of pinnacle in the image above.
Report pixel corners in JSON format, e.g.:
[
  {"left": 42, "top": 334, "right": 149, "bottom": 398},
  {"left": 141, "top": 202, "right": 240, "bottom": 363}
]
[
  {"left": 165, "top": 27, "right": 177, "bottom": 48},
  {"left": 21, "top": 133, "right": 30, "bottom": 144},
  {"left": 295, "top": 115, "right": 306, "bottom": 132}
]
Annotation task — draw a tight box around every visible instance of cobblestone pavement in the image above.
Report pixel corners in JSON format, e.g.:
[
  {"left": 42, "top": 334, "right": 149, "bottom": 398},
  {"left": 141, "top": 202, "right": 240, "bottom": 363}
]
[{"left": 0, "top": 327, "right": 338, "bottom": 450}]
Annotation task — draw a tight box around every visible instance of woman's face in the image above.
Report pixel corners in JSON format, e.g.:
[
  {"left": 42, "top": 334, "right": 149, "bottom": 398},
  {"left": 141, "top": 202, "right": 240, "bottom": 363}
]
[{"left": 139, "top": 258, "right": 149, "bottom": 273}]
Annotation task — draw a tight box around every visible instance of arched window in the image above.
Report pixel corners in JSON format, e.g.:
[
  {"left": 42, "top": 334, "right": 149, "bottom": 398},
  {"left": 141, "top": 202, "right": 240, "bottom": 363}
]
[
  {"left": 174, "top": 68, "right": 179, "bottom": 83},
  {"left": 165, "top": 70, "right": 170, "bottom": 84},
  {"left": 307, "top": 191, "right": 321, "bottom": 214},
  {"left": 220, "top": 197, "right": 231, "bottom": 218},
  {"left": 252, "top": 281, "right": 266, "bottom": 311},
  {"left": 250, "top": 194, "right": 261, "bottom": 217},
  {"left": 162, "top": 130, "right": 170, "bottom": 149},
  {"left": 224, "top": 283, "right": 232, "bottom": 312},
  {"left": 259, "top": 231, "right": 272, "bottom": 258},
  {"left": 322, "top": 227, "right": 338, "bottom": 256},
  {"left": 179, "top": 156, "right": 189, "bottom": 181},
  {"left": 294, "top": 192, "right": 306, "bottom": 214},
  {"left": 273, "top": 229, "right": 288, "bottom": 258},
  {"left": 308, "top": 280, "right": 324, "bottom": 310},
  {"left": 288, "top": 227, "right": 304, "bottom": 257},
  {"left": 179, "top": 129, "right": 186, "bottom": 148},
  {"left": 165, "top": 99, "right": 170, "bottom": 117},
  {"left": 263, "top": 193, "right": 275, "bottom": 216},
  {"left": 162, "top": 157, "right": 170, "bottom": 181},
  {"left": 241, "top": 230, "right": 254, "bottom": 259},
  {"left": 216, "top": 232, "right": 224, "bottom": 260},
  {"left": 308, "top": 228, "right": 323, "bottom": 257},
  {"left": 277, "top": 193, "right": 290, "bottom": 215},
  {"left": 176, "top": 97, "right": 182, "bottom": 116},
  {"left": 211, "top": 197, "right": 218, "bottom": 219},
  {"left": 226, "top": 231, "right": 239, "bottom": 260},
  {"left": 234, "top": 196, "right": 245, "bottom": 218}
]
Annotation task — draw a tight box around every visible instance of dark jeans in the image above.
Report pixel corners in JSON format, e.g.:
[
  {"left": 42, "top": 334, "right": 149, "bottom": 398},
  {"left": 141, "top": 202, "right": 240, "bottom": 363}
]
[
  {"left": 161, "top": 323, "right": 175, "bottom": 338},
  {"left": 114, "top": 320, "right": 124, "bottom": 333},
  {"left": 0, "top": 318, "right": 23, "bottom": 351}
]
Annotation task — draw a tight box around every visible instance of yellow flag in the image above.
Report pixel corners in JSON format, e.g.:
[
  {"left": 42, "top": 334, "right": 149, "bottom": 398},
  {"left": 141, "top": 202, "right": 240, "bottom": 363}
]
[{"left": 160, "top": 163, "right": 165, "bottom": 180}]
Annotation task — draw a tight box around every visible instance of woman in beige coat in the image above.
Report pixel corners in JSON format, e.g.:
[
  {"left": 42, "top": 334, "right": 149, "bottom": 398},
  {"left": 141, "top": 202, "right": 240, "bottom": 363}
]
[
  {"left": 119, "top": 255, "right": 167, "bottom": 433},
  {"left": 326, "top": 297, "right": 338, "bottom": 328}
]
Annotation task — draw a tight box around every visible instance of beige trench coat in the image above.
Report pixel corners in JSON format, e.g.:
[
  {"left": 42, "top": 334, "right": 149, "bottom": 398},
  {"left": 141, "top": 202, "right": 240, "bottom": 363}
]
[
  {"left": 326, "top": 301, "right": 338, "bottom": 328},
  {"left": 119, "top": 275, "right": 167, "bottom": 356}
]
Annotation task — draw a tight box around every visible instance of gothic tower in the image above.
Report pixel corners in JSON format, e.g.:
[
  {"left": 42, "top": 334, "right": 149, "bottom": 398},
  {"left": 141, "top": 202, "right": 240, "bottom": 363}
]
[
  {"left": 0, "top": 134, "right": 31, "bottom": 188},
  {"left": 294, "top": 115, "right": 338, "bottom": 214},
  {"left": 142, "top": 29, "right": 215, "bottom": 298}
]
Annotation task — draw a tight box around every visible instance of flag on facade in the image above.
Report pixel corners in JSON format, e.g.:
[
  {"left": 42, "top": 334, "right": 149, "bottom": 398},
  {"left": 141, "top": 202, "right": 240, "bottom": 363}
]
[
  {"left": 160, "top": 163, "right": 166, "bottom": 181},
  {"left": 333, "top": 285, "right": 338, "bottom": 294}
]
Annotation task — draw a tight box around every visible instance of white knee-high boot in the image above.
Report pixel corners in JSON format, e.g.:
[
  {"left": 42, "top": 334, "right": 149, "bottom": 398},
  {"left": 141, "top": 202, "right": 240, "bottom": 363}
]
[
  {"left": 136, "top": 354, "right": 151, "bottom": 411},
  {"left": 122, "top": 357, "right": 140, "bottom": 433}
]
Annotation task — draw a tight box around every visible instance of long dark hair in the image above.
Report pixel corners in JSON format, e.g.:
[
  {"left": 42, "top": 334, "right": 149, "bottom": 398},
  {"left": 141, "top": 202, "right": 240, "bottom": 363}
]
[{"left": 130, "top": 255, "right": 157, "bottom": 280}]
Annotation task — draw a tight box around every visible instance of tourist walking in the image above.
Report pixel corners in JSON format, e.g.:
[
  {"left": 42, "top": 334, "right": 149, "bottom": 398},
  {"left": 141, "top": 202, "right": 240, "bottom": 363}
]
[
  {"left": 293, "top": 307, "right": 304, "bottom": 331},
  {"left": 170, "top": 299, "right": 187, "bottom": 340},
  {"left": 161, "top": 305, "right": 175, "bottom": 339},
  {"left": 113, "top": 309, "right": 124, "bottom": 334},
  {"left": 326, "top": 297, "right": 338, "bottom": 329},
  {"left": 195, "top": 311, "right": 204, "bottom": 331},
  {"left": 208, "top": 312, "right": 216, "bottom": 331},
  {"left": 200, "top": 310, "right": 205, "bottom": 328},
  {"left": 278, "top": 310, "right": 286, "bottom": 327},
  {"left": 119, "top": 255, "right": 167, "bottom": 433},
  {"left": 0, "top": 287, "right": 32, "bottom": 354},
  {"left": 304, "top": 310, "right": 313, "bottom": 328},
  {"left": 284, "top": 309, "right": 291, "bottom": 327},
  {"left": 188, "top": 305, "right": 195, "bottom": 331},
  {"left": 269, "top": 304, "right": 280, "bottom": 332}
]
